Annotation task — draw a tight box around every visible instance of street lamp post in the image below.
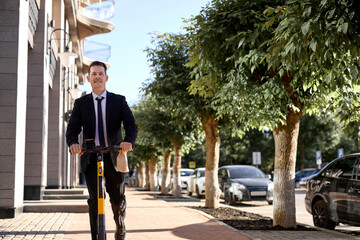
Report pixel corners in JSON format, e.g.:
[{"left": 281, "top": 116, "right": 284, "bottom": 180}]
[{"left": 48, "top": 26, "right": 79, "bottom": 189}]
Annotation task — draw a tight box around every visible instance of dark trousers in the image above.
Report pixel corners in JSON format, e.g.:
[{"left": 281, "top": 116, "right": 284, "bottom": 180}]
[{"left": 85, "top": 153, "right": 126, "bottom": 240}]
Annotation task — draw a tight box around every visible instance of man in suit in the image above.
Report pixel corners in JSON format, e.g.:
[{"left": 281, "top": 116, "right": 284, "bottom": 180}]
[{"left": 66, "top": 61, "right": 137, "bottom": 240}]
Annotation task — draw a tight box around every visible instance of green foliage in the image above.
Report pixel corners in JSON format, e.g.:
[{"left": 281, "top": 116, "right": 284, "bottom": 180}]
[
  {"left": 142, "top": 33, "right": 204, "bottom": 153},
  {"left": 127, "top": 143, "right": 157, "bottom": 169},
  {"left": 297, "top": 113, "right": 339, "bottom": 169},
  {"left": 186, "top": 112, "right": 359, "bottom": 172},
  {"left": 183, "top": 127, "right": 275, "bottom": 173},
  {"left": 132, "top": 97, "right": 173, "bottom": 151},
  {"left": 182, "top": 142, "right": 206, "bottom": 169},
  {"left": 186, "top": 0, "right": 293, "bottom": 130},
  {"left": 143, "top": 33, "right": 206, "bottom": 119},
  {"left": 266, "top": 0, "right": 360, "bottom": 120},
  {"left": 219, "top": 128, "right": 275, "bottom": 173},
  {"left": 321, "top": 130, "right": 358, "bottom": 166},
  {"left": 130, "top": 100, "right": 163, "bottom": 166},
  {"left": 186, "top": 0, "right": 360, "bottom": 131}
]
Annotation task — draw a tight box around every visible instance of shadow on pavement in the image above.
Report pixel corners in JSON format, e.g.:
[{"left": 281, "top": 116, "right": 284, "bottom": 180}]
[{"left": 172, "top": 220, "right": 249, "bottom": 240}]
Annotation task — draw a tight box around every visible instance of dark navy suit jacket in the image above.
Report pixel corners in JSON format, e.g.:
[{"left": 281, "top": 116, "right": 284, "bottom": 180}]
[{"left": 66, "top": 91, "right": 137, "bottom": 173}]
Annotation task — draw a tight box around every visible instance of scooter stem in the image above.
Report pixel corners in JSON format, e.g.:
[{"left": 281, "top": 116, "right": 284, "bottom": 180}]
[{"left": 97, "top": 153, "right": 106, "bottom": 240}]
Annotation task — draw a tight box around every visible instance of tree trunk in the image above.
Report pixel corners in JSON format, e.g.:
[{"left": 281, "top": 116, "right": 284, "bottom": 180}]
[
  {"left": 272, "top": 73, "right": 302, "bottom": 228},
  {"left": 161, "top": 150, "right": 172, "bottom": 195},
  {"left": 135, "top": 166, "right": 140, "bottom": 187},
  {"left": 137, "top": 162, "right": 146, "bottom": 188},
  {"left": 201, "top": 112, "right": 221, "bottom": 209},
  {"left": 172, "top": 139, "right": 182, "bottom": 198},
  {"left": 145, "top": 161, "right": 150, "bottom": 190},
  {"left": 148, "top": 156, "right": 158, "bottom": 191}
]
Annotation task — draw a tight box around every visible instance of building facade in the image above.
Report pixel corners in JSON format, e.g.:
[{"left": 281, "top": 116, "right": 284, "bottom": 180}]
[{"left": 0, "top": 0, "right": 114, "bottom": 218}]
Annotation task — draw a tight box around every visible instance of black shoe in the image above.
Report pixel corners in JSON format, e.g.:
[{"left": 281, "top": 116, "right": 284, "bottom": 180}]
[{"left": 114, "top": 232, "right": 125, "bottom": 240}]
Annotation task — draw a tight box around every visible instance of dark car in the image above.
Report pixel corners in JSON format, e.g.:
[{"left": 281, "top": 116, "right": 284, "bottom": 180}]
[
  {"left": 299, "top": 169, "right": 321, "bottom": 188},
  {"left": 295, "top": 168, "right": 316, "bottom": 188},
  {"left": 218, "top": 165, "right": 273, "bottom": 205},
  {"left": 305, "top": 154, "right": 360, "bottom": 229}
]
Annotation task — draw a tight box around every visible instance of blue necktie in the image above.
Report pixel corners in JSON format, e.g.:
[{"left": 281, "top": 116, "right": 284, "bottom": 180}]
[{"left": 96, "top": 97, "right": 105, "bottom": 147}]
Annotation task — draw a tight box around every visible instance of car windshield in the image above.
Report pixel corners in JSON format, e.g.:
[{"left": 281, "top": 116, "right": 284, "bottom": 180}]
[
  {"left": 181, "top": 171, "right": 193, "bottom": 177},
  {"left": 229, "top": 167, "right": 266, "bottom": 179},
  {"left": 199, "top": 170, "right": 205, "bottom": 177},
  {"left": 296, "top": 169, "right": 314, "bottom": 177}
]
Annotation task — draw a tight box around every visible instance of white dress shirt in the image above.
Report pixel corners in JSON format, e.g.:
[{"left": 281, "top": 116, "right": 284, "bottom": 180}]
[{"left": 92, "top": 91, "right": 108, "bottom": 147}]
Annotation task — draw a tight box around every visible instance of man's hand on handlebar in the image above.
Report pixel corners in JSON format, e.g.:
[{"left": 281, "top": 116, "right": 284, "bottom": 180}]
[
  {"left": 70, "top": 142, "right": 132, "bottom": 155},
  {"left": 120, "top": 142, "right": 132, "bottom": 153},
  {"left": 70, "top": 144, "right": 82, "bottom": 155}
]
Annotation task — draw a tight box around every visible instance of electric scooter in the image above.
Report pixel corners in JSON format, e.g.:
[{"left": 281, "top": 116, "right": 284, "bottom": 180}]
[{"left": 82, "top": 139, "right": 122, "bottom": 240}]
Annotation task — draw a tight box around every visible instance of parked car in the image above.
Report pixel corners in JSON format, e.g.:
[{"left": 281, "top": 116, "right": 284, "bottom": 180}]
[
  {"left": 127, "top": 169, "right": 136, "bottom": 186},
  {"left": 305, "top": 154, "right": 360, "bottom": 229},
  {"left": 178, "top": 168, "right": 194, "bottom": 189},
  {"left": 218, "top": 165, "right": 273, "bottom": 205},
  {"left": 187, "top": 167, "right": 205, "bottom": 198},
  {"left": 298, "top": 169, "right": 321, "bottom": 188},
  {"left": 166, "top": 168, "right": 194, "bottom": 190},
  {"left": 295, "top": 168, "right": 316, "bottom": 188},
  {"left": 157, "top": 168, "right": 172, "bottom": 190}
]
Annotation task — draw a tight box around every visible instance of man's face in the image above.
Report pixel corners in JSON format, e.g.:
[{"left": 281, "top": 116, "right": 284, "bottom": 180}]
[{"left": 87, "top": 65, "right": 108, "bottom": 94}]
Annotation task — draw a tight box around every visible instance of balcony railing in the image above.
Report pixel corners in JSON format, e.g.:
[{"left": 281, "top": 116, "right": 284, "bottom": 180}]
[
  {"left": 28, "top": 0, "right": 39, "bottom": 47},
  {"left": 84, "top": 39, "right": 111, "bottom": 62},
  {"left": 80, "top": 0, "right": 115, "bottom": 22}
]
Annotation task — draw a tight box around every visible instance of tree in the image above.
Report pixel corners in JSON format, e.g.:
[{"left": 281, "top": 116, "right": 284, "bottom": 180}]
[
  {"left": 144, "top": 32, "right": 228, "bottom": 207},
  {"left": 186, "top": 0, "right": 360, "bottom": 227},
  {"left": 264, "top": 1, "right": 360, "bottom": 226},
  {"left": 132, "top": 97, "right": 176, "bottom": 192},
  {"left": 129, "top": 102, "right": 159, "bottom": 190},
  {"left": 185, "top": 0, "right": 286, "bottom": 211},
  {"left": 143, "top": 34, "right": 202, "bottom": 198}
]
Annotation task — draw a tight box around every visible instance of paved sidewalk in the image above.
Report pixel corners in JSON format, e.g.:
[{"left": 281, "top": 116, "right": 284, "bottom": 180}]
[
  {"left": 0, "top": 187, "right": 359, "bottom": 240},
  {"left": 0, "top": 212, "right": 73, "bottom": 239},
  {"left": 62, "top": 187, "right": 249, "bottom": 240}
]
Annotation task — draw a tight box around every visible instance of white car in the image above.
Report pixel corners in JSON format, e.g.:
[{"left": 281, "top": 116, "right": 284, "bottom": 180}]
[
  {"left": 178, "top": 168, "right": 194, "bottom": 189},
  {"left": 187, "top": 167, "right": 205, "bottom": 198},
  {"left": 166, "top": 168, "right": 194, "bottom": 191}
]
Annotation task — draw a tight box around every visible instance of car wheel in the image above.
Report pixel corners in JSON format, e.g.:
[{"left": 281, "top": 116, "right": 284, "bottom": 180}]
[
  {"left": 196, "top": 186, "right": 202, "bottom": 199},
  {"left": 312, "top": 200, "right": 336, "bottom": 230},
  {"left": 267, "top": 200, "right": 273, "bottom": 205},
  {"left": 225, "top": 190, "right": 235, "bottom": 205},
  {"left": 188, "top": 190, "right": 192, "bottom": 196}
]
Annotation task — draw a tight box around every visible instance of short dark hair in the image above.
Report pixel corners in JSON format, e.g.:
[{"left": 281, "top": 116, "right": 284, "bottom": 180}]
[{"left": 88, "top": 61, "right": 107, "bottom": 74}]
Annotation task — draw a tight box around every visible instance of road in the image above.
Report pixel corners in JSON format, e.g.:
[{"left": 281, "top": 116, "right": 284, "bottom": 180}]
[
  {"left": 224, "top": 188, "right": 360, "bottom": 234},
  {"left": 227, "top": 188, "right": 312, "bottom": 225}
]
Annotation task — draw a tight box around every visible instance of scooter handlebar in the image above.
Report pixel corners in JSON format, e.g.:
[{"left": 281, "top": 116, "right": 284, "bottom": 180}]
[{"left": 81, "top": 145, "right": 122, "bottom": 154}]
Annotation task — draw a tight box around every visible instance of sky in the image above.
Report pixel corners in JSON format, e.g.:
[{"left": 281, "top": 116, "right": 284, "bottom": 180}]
[{"left": 80, "top": 0, "right": 211, "bottom": 105}]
